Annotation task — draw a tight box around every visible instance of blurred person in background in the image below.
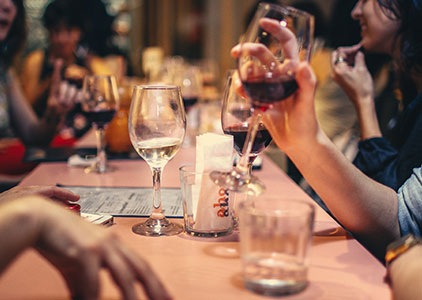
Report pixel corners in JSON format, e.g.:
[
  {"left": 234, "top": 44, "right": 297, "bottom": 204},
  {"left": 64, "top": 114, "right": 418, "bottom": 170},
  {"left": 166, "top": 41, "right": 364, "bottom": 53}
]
[
  {"left": 292, "top": 0, "right": 398, "bottom": 217},
  {"left": 20, "top": 0, "right": 126, "bottom": 142},
  {"left": 0, "top": 0, "right": 77, "bottom": 191},
  {"left": 332, "top": 0, "right": 422, "bottom": 190}
]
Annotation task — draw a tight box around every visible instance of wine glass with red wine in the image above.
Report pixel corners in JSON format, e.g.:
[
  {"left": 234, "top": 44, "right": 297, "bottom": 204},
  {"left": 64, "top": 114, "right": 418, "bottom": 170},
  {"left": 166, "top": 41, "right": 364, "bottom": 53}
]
[
  {"left": 177, "top": 65, "right": 202, "bottom": 112},
  {"left": 211, "top": 3, "right": 314, "bottom": 195},
  {"left": 81, "top": 75, "right": 119, "bottom": 173},
  {"left": 222, "top": 70, "right": 272, "bottom": 177}
]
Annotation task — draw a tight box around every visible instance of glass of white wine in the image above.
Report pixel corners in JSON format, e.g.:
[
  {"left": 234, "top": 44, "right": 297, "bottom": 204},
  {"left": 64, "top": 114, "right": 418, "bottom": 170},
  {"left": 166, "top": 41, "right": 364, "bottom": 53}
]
[{"left": 128, "top": 85, "right": 186, "bottom": 236}]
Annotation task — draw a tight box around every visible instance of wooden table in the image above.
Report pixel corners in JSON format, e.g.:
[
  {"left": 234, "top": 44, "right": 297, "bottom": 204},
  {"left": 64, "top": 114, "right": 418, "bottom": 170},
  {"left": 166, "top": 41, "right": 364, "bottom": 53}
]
[{"left": 0, "top": 147, "right": 391, "bottom": 299}]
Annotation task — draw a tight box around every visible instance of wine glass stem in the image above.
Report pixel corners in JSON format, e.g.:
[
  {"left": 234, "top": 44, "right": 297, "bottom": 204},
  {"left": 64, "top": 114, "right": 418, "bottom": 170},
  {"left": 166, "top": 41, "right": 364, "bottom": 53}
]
[
  {"left": 95, "top": 127, "right": 107, "bottom": 173},
  {"left": 151, "top": 167, "right": 165, "bottom": 220},
  {"left": 247, "top": 156, "right": 257, "bottom": 176},
  {"left": 236, "top": 112, "right": 262, "bottom": 174}
]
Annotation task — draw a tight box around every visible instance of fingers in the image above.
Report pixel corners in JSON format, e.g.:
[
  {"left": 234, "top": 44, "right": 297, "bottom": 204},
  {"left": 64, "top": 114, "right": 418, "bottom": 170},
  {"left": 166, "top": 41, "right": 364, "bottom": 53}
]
[
  {"left": 332, "top": 44, "right": 362, "bottom": 67},
  {"left": 68, "top": 255, "right": 101, "bottom": 300},
  {"left": 354, "top": 51, "right": 366, "bottom": 69},
  {"left": 117, "top": 244, "right": 172, "bottom": 300},
  {"left": 38, "top": 186, "right": 80, "bottom": 202},
  {"left": 50, "top": 59, "right": 64, "bottom": 97},
  {"left": 103, "top": 241, "right": 138, "bottom": 300},
  {"left": 259, "top": 18, "right": 298, "bottom": 59},
  {"left": 57, "top": 81, "right": 78, "bottom": 108},
  {"left": 296, "top": 62, "right": 317, "bottom": 103},
  {"left": 238, "top": 42, "right": 279, "bottom": 66}
]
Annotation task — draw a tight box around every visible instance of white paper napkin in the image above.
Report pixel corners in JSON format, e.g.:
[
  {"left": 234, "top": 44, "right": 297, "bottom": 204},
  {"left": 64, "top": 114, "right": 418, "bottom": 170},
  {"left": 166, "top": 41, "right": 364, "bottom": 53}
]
[{"left": 193, "top": 133, "right": 233, "bottom": 230}]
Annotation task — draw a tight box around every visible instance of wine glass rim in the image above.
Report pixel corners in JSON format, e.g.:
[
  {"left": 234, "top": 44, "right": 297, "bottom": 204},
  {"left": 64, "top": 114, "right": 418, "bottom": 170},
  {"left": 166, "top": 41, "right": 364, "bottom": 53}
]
[
  {"left": 134, "top": 84, "right": 179, "bottom": 90},
  {"left": 258, "top": 2, "right": 313, "bottom": 18},
  {"left": 84, "top": 74, "right": 116, "bottom": 79}
]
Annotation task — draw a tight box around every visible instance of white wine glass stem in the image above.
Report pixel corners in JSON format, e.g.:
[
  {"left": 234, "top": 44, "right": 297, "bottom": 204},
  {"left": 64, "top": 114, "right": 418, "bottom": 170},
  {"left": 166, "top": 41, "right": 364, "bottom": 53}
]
[
  {"left": 151, "top": 167, "right": 165, "bottom": 219},
  {"left": 95, "top": 127, "right": 107, "bottom": 173}
]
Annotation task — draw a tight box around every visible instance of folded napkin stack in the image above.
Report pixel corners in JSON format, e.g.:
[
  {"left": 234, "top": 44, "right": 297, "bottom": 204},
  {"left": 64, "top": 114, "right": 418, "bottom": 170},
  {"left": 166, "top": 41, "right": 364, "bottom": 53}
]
[{"left": 193, "top": 133, "right": 233, "bottom": 231}]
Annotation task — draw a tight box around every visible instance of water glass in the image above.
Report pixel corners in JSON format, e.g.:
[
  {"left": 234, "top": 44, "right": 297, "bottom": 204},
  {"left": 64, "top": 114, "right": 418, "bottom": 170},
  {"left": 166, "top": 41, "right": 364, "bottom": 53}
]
[
  {"left": 238, "top": 197, "right": 315, "bottom": 296},
  {"left": 179, "top": 165, "right": 233, "bottom": 237}
]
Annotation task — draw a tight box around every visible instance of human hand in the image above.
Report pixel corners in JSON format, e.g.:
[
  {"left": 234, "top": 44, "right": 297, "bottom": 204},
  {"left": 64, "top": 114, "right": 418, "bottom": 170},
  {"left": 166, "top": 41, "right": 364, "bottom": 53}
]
[
  {"left": 47, "top": 60, "right": 80, "bottom": 115},
  {"left": 332, "top": 44, "right": 374, "bottom": 107},
  {"left": 0, "top": 185, "right": 80, "bottom": 205},
  {"left": 31, "top": 197, "right": 171, "bottom": 300},
  {"left": 262, "top": 62, "right": 319, "bottom": 152},
  {"left": 231, "top": 18, "right": 299, "bottom": 102}
]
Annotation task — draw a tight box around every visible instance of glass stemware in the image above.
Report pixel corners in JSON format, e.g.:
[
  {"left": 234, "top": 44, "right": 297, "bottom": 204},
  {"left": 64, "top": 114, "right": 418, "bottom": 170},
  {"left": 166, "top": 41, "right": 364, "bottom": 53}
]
[
  {"left": 128, "top": 85, "right": 186, "bottom": 236},
  {"left": 222, "top": 70, "right": 272, "bottom": 178},
  {"left": 211, "top": 3, "right": 314, "bottom": 195},
  {"left": 81, "top": 75, "right": 120, "bottom": 173}
]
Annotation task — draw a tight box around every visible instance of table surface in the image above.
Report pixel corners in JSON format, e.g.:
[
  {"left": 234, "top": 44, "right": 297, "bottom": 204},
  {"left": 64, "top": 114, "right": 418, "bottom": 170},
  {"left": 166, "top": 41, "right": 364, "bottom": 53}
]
[{"left": 0, "top": 146, "right": 391, "bottom": 299}]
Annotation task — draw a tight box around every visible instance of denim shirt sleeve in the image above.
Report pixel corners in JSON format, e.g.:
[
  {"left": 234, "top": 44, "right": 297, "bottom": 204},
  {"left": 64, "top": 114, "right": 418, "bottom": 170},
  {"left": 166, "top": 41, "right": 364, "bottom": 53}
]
[
  {"left": 353, "top": 137, "right": 398, "bottom": 189},
  {"left": 397, "top": 166, "right": 422, "bottom": 237}
]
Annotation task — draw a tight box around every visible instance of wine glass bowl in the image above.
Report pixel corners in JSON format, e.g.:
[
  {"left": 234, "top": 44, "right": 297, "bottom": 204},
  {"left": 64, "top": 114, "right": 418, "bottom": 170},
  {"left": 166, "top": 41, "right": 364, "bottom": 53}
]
[
  {"left": 222, "top": 71, "right": 272, "bottom": 168},
  {"left": 239, "top": 4, "right": 314, "bottom": 110},
  {"left": 81, "top": 75, "right": 119, "bottom": 173},
  {"left": 211, "top": 3, "right": 314, "bottom": 195},
  {"left": 128, "top": 85, "right": 186, "bottom": 236}
]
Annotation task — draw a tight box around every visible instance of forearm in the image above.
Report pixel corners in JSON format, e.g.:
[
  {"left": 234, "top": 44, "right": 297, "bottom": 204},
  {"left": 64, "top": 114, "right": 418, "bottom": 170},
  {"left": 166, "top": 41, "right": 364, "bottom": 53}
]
[
  {"left": 355, "top": 95, "right": 382, "bottom": 140},
  {"left": 284, "top": 130, "right": 399, "bottom": 256},
  {"left": 0, "top": 197, "right": 43, "bottom": 272},
  {"left": 8, "top": 70, "right": 61, "bottom": 145},
  {"left": 388, "top": 245, "right": 422, "bottom": 300}
]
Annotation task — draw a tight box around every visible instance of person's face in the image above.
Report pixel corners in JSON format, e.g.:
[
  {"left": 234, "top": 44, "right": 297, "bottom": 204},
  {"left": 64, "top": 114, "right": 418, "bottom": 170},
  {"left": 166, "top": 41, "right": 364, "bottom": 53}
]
[
  {"left": 351, "top": 0, "right": 400, "bottom": 55},
  {"left": 49, "top": 24, "right": 81, "bottom": 59},
  {"left": 0, "top": 0, "right": 17, "bottom": 42}
]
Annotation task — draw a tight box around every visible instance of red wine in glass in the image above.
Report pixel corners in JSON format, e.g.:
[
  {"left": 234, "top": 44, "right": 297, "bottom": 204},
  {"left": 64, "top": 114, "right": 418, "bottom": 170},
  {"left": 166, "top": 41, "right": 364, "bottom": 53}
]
[
  {"left": 182, "top": 96, "right": 198, "bottom": 111},
  {"left": 224, "top": 124, "right": 272, "bottom": 156},
  {"left": 84, "top": 109, "right": 116, "bottom": 129},
  {"left": 242, "top": 79, "right": 298, "bottom": 110}
]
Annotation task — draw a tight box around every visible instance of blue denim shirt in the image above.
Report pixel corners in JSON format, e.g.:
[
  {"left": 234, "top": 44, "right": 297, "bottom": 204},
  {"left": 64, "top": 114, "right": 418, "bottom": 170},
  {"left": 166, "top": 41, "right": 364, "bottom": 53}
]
[
  {"left": 398, "top": 166, "right": 422, "bottom": 237},
  {"left": 353, "top": 92, "right": 422, "bottom": 190}
]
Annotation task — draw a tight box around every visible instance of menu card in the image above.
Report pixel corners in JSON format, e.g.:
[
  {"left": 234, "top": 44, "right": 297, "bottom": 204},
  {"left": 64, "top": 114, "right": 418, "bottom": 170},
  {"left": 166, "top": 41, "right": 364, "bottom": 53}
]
[{"left": 60, "top": 185, "right": 183, "bottom": 218}]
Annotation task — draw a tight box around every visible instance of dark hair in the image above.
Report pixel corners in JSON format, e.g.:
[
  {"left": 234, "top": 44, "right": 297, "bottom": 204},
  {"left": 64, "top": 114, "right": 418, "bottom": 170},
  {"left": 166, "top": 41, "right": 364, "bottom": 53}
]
[
  {"left": 42, "top": 0, "right": 82, "bottom": 31},
  {"left": 290, "top": 1, "right": 327, "bottom": 39},
  {"left": 74, "top": 0, "right": 119, "bottom": 57},
  {"left": 0, "top": 0, "right": 26, "bottom": 69},
  {"left": 375, "top": 0, "right": 422, "bottom": 102}
]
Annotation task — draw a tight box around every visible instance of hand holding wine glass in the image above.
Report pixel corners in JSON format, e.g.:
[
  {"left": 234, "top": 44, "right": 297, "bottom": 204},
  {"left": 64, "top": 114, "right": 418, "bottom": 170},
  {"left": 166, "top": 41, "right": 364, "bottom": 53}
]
[
  {"left": 211, "top": 3, "right": 314, "bottom": 195},
  {"left": 81, "top": 75, "right": 119, "bottom": 173},
  {"left": 128, "top": 85, "right": 186, "bottom": 236}
]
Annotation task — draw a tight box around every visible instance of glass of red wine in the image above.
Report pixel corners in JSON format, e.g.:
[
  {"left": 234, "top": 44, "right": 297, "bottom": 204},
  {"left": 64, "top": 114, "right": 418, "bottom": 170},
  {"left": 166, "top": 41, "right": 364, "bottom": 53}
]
[
  {"left": 211, "top": 3, "right": 314, "bottom": 195},
  {"left": 177, "top": 65, "right": 202, "bottom": 112},
  {"left": 222, "top": 70, "right": 272, "bottom": 176},
  {"left": 81, "top": 75, "right": 119, "bottom": 173}
]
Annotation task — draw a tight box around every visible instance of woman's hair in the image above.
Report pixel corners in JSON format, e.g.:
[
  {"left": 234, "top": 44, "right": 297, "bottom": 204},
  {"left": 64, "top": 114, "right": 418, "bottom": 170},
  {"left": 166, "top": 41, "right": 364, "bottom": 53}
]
[
  {"left": 377, "top": 0, "right": 422, "bottom": 102},
  {"left": 42, "top": 0, "right": 82, "bottom": 31},
  {"left": 0, "top": 0, "right": 26, "bottom": 69}
]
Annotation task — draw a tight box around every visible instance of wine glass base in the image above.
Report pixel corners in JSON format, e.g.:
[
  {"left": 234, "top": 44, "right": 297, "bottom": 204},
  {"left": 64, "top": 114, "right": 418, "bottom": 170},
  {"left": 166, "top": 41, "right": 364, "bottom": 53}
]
[
  {"left": 84, "top": 165, "right": 117, "bottom": 174},
  {"left": 132, "top": 217, "right": 184, "bottom": 236},
  {"left": 209, "top": 170, "right": 266, "bottom": 196}
]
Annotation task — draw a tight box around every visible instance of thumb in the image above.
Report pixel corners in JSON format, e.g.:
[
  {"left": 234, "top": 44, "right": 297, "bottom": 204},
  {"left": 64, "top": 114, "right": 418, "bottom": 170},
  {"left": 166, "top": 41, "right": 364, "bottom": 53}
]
[
  {"left": 354, "top": 51, "right": 366, "bottom": 69},
  {"left": 295, "top": 62, "right": 316, "bottom": 105}
]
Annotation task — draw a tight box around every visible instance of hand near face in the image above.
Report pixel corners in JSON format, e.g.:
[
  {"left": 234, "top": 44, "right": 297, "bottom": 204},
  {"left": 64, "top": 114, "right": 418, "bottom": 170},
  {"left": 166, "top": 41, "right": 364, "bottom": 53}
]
[
  {"left": 47, "top": 59, "right": 80, "bottom": 115},
  {"left": 331, "top": 44, "right": 374, "bottom": 107}
]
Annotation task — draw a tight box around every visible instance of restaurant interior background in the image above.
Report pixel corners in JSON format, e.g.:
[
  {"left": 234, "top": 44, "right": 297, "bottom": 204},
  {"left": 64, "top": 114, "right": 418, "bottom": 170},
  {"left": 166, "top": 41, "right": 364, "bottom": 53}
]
[{"left": 23, "top": 0, "right": 335, "bottom": 89}]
